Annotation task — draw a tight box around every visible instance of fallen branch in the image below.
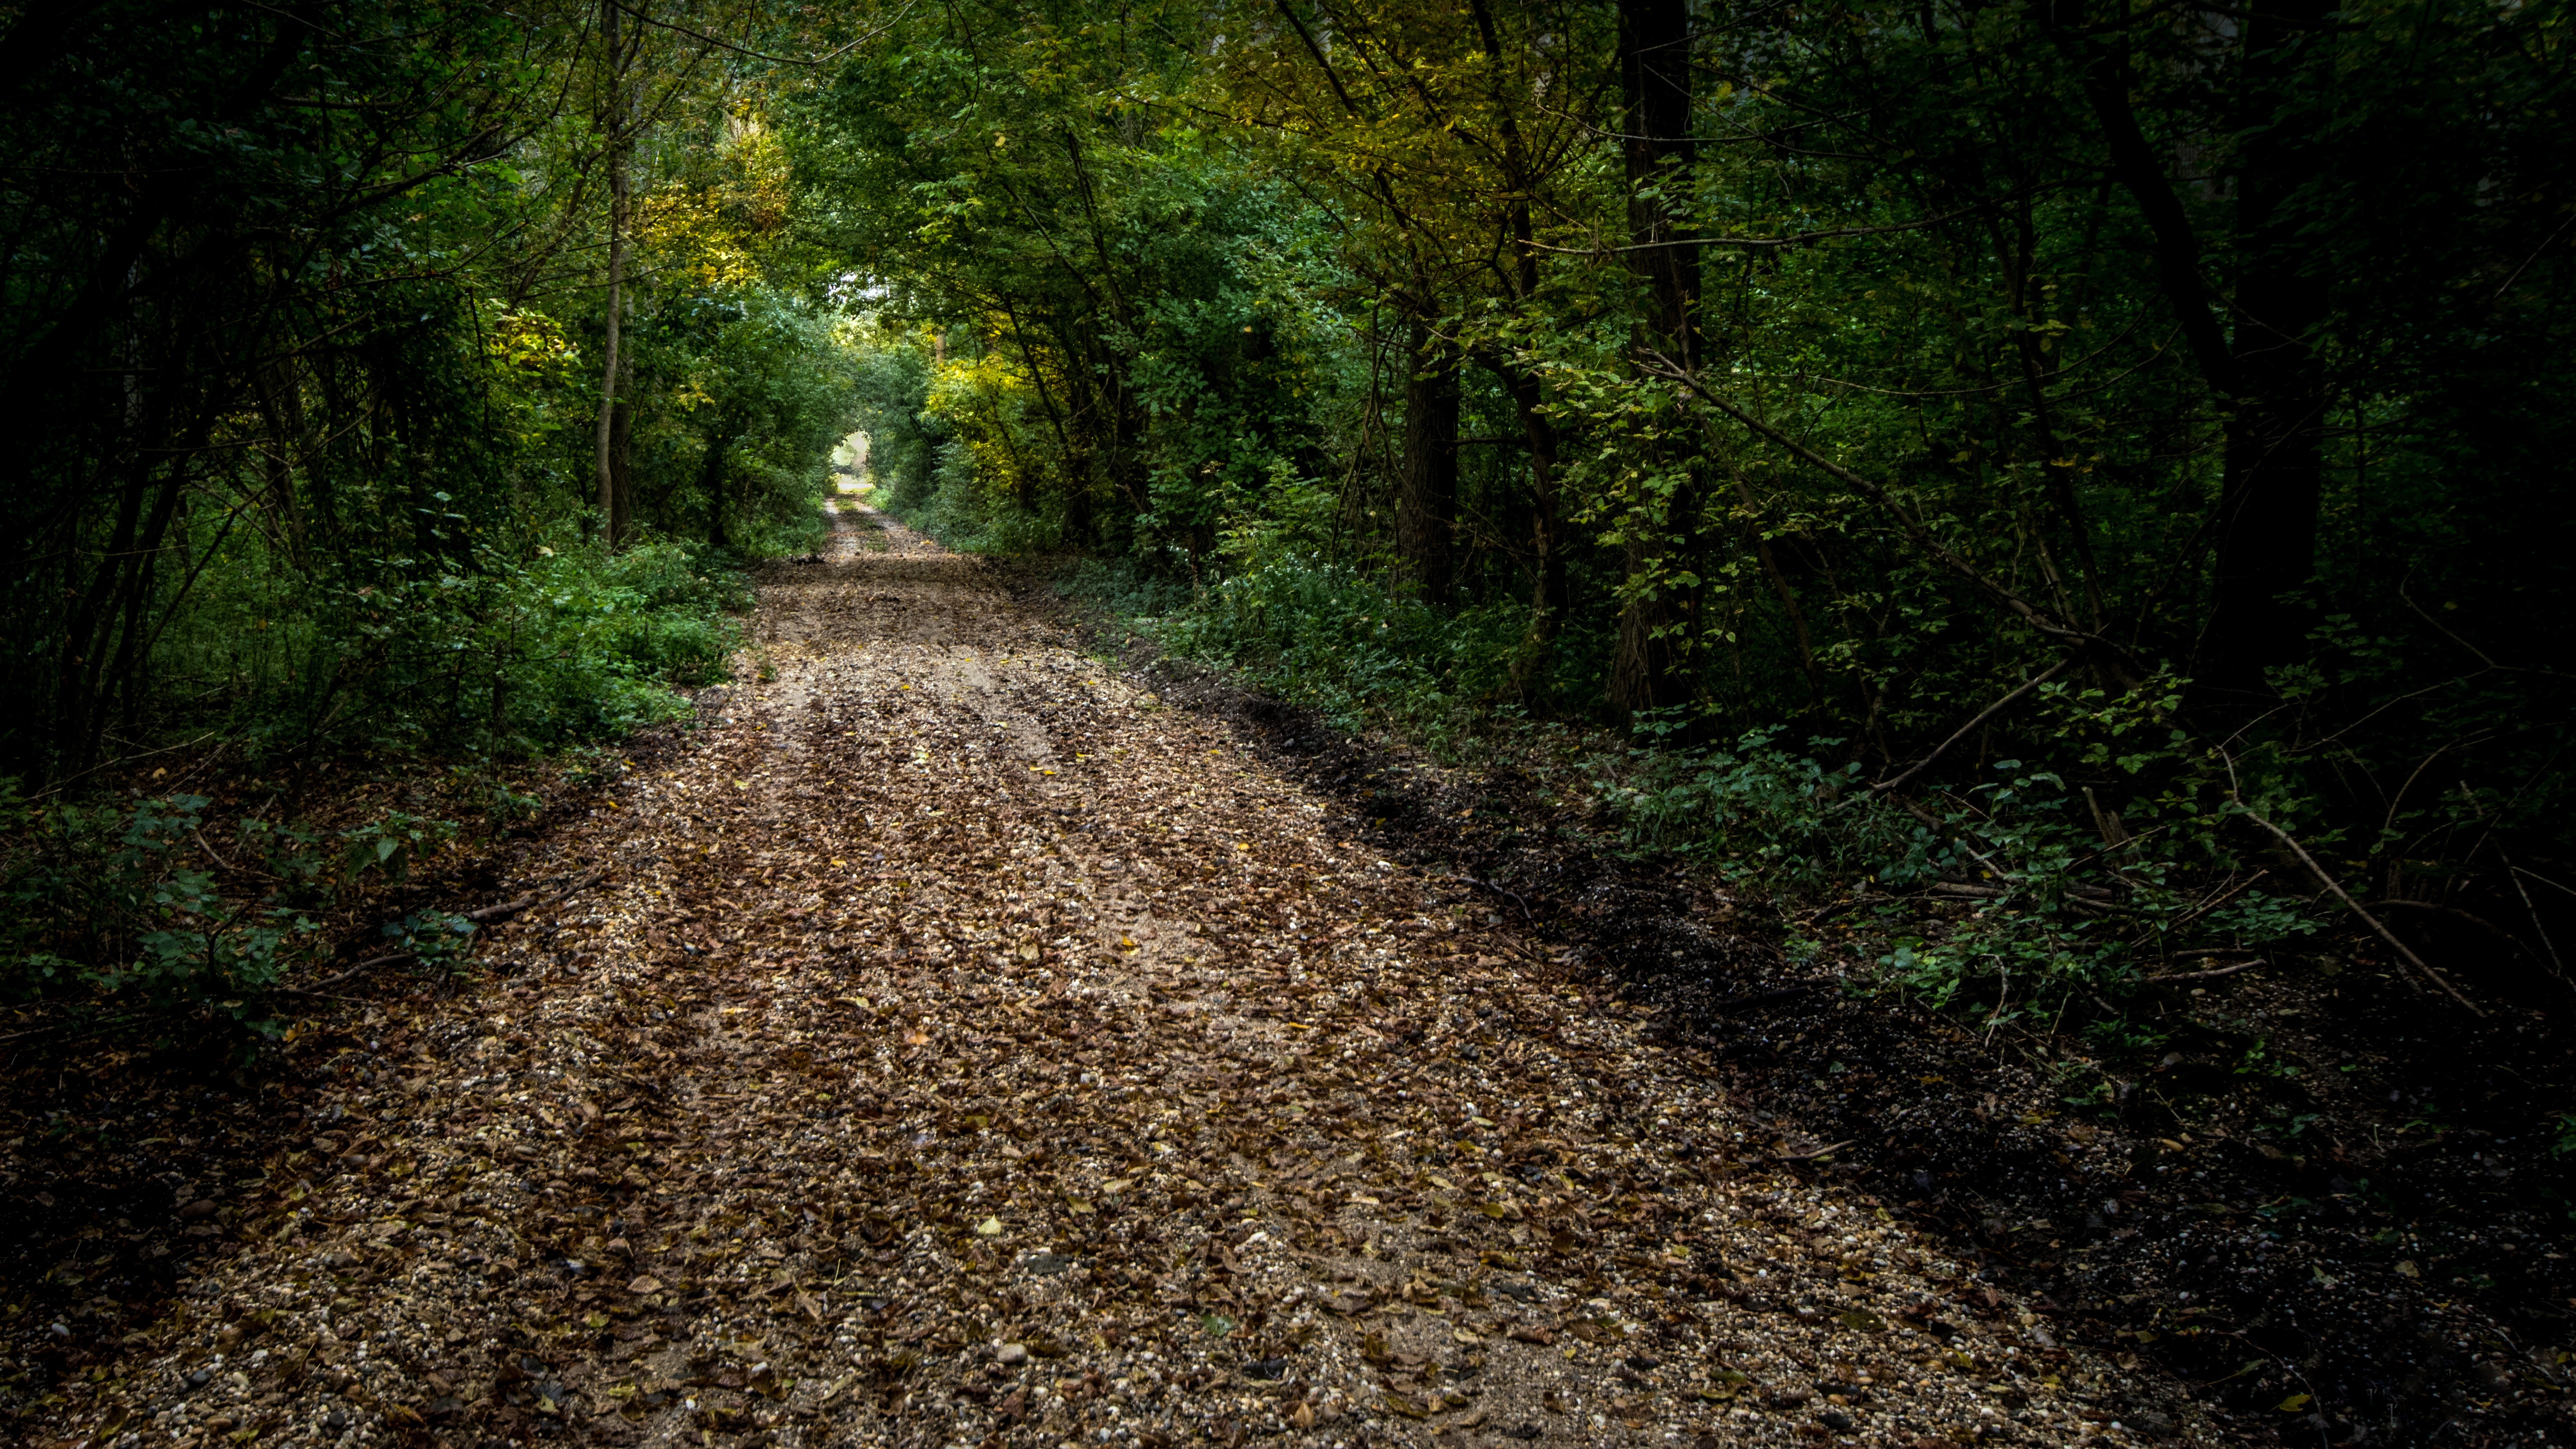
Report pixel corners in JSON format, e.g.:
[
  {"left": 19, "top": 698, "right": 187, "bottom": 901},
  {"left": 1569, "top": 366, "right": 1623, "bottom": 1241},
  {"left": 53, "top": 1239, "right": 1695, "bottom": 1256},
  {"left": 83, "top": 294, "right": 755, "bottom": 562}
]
[
  {"left": 2146, "top": 959, "right": 2265, "bottom": 985},
  {"left": 284, "top": 951, "right": 419, "bottom": 997},
  {"left": 2379, "top": 900, "right": 2533, "bottom": 956},
  {"left": 466, "top": 868, "right": 609, "bottom": 924},
  {"left": 1457, "top": 875, "right": 1533, "bottom": 921},
  {"left": 2237, "top": 811, "right": 2483, "bottom": 1016},
  {"left": 1777, "top": 1139, "right": 1858, "bottom": 1161},
  {"left": 287, "top": 869, "right": 609, "bottom": 996}
]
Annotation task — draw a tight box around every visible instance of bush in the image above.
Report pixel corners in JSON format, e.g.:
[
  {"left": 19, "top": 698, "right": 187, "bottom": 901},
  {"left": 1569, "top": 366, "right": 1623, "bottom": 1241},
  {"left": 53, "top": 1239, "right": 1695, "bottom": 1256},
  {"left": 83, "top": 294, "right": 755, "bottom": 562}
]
[{"left": 0, "top": 779, "right": 504, "bottom": 1036}]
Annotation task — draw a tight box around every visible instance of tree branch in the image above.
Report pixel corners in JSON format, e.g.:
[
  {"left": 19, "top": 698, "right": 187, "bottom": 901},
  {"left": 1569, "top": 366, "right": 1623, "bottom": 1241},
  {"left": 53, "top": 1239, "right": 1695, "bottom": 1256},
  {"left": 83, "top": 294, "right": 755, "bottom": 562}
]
[{"left": 2236, "top": 809, "right": 2483, "bottom": 1015}]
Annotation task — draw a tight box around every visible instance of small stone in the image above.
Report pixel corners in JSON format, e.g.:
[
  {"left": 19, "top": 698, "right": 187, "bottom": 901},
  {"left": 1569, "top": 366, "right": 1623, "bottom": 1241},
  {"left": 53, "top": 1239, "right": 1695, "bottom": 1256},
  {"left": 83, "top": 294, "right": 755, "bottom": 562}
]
[
  {"left": 997, "top": 1343, "right": 1029, "bottom": 1366},
  {"left": 1820, "top": 1409, "right": 1855, "bottom": 1433}
]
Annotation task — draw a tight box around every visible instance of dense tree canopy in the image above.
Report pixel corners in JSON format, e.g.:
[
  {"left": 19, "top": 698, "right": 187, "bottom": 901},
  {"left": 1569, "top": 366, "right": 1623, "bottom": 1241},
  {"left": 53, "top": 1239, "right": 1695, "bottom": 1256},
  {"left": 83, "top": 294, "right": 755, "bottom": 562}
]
[
  {"left": 3, "top": 0, "right": 2570, "bottom": 1012},
  {"left": 796, "top": 0, "right": 2576, "bottom": 905},
  {"left": 0, "top": 0, "right": 864, "bottom": 778}
]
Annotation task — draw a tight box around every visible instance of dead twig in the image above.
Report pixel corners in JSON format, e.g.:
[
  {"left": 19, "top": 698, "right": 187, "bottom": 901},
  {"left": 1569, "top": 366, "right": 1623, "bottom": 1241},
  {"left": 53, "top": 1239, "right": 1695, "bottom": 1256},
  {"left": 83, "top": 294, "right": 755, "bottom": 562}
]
[
  {"left": 1776, "top": 1139, "right": 1858, "bottom": 1161},
  {"left": 1457, "top": 875, "right": 1532, "bottom": 922},
  {"left": 1868, "top": 656, "right": 2077, "bottom": 796},
  {"left": 2514, "top": 864, "right": 2576, "bottom": 903},
  {"left": 2145, "top": 959, "right": 2265, "bottom": 985},
  {"left": 466, "top": 867, "right": 610, "bottom": 924},
  {"left": 1707, "top": 984, "right": 1819, "bottom": 1014},
  {"left": 596, "top": 1067, "right": 669, "bottom": 1099},
  {"left": 287, "top": 869, "right": 609, "bottom": 996},
  {"left": 284, "top": 951, "right": 420, "bottom": 997},
  {"left": 2236, "top": 810, "right": 2483, "bottom": 1016},
  {"left": 2167, "top": 869, "right": 2268, "bottom": 934},
  {"left": 2501, "top": 853, "right": 2569, "bottom": 985}
]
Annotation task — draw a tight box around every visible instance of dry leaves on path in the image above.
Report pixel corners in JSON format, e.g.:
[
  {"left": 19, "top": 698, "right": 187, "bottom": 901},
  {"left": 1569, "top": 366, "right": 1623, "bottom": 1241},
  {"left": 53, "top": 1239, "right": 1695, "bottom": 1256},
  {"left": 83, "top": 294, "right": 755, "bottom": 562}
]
[{"left": 31, "top": 503, "right": 2197, "bottom": 1448}]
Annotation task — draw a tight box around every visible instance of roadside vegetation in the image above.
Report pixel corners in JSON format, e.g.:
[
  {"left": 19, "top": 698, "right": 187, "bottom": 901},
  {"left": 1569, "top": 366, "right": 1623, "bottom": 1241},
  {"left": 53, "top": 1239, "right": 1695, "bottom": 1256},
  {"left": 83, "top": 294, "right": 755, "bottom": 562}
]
[
  {"left": 1, "top": 2, "right": 859, "bottom": 1035},
  {"left": 822, "top": 0, "right": 2571, "bottom": 1041}
]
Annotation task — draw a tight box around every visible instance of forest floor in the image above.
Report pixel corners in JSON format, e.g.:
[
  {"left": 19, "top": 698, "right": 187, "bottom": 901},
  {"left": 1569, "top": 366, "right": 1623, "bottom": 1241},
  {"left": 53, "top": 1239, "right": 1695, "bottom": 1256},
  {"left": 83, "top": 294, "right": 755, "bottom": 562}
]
[{"left": 5, "top": 501, "right": 2213, "bottom": 1449}]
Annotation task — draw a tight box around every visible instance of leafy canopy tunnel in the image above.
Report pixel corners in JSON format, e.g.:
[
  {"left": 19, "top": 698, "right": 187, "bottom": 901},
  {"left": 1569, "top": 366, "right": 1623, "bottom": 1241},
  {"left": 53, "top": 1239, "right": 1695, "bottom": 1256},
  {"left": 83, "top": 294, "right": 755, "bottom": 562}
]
[{"left": 0, "top": 0, "right": 2570, "bottom": 1048}]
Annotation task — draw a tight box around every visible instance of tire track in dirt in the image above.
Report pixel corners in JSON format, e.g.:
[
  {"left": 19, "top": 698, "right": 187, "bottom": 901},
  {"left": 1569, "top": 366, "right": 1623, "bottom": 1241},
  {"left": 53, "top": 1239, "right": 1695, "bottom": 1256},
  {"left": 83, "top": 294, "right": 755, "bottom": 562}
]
[{"left": 44, "top": 506, "right": 2197, "bottom": 1449}]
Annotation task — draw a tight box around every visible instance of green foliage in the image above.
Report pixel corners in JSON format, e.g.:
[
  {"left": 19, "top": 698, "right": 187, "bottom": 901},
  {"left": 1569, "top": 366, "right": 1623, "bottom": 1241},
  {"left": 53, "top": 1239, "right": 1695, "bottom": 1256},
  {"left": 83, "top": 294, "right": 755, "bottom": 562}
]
[
  {"left": 0, "top": 776, "right": 549, "bottom": 1029},
  {"left": 0, "top": 788, "right": 341, "bottom": 1027},
  {"left": 0, "top": 2, "right": 855, "bottom": 789},
  {"left": 175, "top": 531, "right": 746, "bottom": 761},
  {"left": 4, "top": 0, "right": 2569, "bottom": 1047}
]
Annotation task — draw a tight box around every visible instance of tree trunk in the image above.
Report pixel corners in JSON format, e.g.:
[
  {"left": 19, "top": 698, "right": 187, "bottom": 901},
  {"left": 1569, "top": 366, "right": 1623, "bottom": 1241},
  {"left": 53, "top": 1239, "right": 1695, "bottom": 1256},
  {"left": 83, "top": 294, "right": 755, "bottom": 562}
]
[
  {"left": 1494, "top": 362, "right": 1566, "bottom": 703},
  {"left": 608, "top": 388, "right": 634, "bottom": 547},
  {"left": 2044, "top": 0, "right": 2329, "bottom": 704},
  {"left": 1396, "top": 322, "right": 1460, "bottom": 605},
  {"left": 594, "top": 0, "right": 628, "bottom": 550},
  {"left": 1611, "top": 0, "right": 1701, "bottom": 720},
  {"left": 701, "top": 426, "right": 731, "bottom": 548},
  {"left": 2198, "top": 0, "right": 2330, "bottom": 701}
]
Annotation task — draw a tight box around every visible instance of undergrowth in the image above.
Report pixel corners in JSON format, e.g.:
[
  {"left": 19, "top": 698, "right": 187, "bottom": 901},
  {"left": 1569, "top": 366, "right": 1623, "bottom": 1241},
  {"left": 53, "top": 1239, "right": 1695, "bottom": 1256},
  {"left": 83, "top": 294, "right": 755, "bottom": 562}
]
[
  {"left": 3, "top": 529, "right": 762, "bottom": 1044},
  {"left": 1059, "top": 545, "right": 2339, "bottom": 1033}
]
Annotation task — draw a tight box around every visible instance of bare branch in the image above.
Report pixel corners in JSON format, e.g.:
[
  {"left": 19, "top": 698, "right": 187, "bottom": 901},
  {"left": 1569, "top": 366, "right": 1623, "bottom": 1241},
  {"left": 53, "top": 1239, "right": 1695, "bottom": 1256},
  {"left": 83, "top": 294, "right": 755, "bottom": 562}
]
[
  {"left": 2236, "top": 809, "right": 2483, "bottom": 1016},
  {"left": 1869, "top": 657, "right": 2076, "bottom": 796}
]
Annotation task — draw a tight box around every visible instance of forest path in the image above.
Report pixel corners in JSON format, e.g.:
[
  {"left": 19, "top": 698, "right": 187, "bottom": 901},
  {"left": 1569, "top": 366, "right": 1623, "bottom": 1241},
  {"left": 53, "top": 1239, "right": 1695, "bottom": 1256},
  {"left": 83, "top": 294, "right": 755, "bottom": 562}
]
[{"left": 89, "top": 505, "right": 2174, "bottom": 1449}]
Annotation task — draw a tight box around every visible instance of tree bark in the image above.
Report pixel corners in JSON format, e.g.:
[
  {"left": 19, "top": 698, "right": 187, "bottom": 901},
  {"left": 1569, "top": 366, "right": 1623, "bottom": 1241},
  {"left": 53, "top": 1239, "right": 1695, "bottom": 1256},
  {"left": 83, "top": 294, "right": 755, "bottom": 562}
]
[
  {"left": 1611, "top": 0, "right": 1701, "bottom": 720},
  {"left": 608, "top": 388, "right": 634, "bottom": 547},
  {"left": 1495, "top": 362, "right": 1566, "bottom": 703},
  {"left": 594, "top": 0, "right": 629, "bottom": 550},
  {"left": 1396, "top": 322, "right": 1460, "bottom": 605},
  {"left": 2198, "top": 0, "right": 2330, "bottom": 701},
  {"left": 2041, "top": 0, "right": 2329, "bottom": 703},
  {"left": 701, "top": 425, "right": 732, "bottom": 548}
]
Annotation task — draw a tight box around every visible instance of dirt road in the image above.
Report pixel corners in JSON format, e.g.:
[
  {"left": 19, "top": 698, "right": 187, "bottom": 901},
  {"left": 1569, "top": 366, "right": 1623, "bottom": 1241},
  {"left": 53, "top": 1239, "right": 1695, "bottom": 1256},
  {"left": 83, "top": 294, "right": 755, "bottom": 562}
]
[{"left": 62, "top": 507, "right": 2187, "bottom": 1448}]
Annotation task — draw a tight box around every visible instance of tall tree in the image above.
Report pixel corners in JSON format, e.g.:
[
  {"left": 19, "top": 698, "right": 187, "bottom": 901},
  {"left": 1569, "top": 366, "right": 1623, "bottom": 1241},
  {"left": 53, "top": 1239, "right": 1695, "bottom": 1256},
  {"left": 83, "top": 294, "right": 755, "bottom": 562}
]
[
  {"left": 1609, "top": 0, "right": 1700, "bottom": 718},
  {"left": 1396, "top": 324, "right": 1461, "bottom": 603},
  {"left": 595, "top": 0, "right": 635, "bottom": 549}
]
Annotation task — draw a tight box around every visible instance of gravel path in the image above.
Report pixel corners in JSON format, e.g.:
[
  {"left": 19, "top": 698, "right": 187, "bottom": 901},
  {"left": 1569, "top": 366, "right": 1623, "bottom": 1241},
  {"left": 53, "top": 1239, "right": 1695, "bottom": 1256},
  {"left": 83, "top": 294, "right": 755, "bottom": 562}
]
[{"left": 52, "top": 505, "right": 2199, "bottom": 1448}]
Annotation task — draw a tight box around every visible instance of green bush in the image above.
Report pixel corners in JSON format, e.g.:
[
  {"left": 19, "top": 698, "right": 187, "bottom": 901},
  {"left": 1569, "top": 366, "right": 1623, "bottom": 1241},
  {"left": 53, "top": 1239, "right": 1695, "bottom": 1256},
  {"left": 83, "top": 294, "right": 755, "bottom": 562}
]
[{"left": 0, "top": 781, "right": 496, "bottom": 1033}]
